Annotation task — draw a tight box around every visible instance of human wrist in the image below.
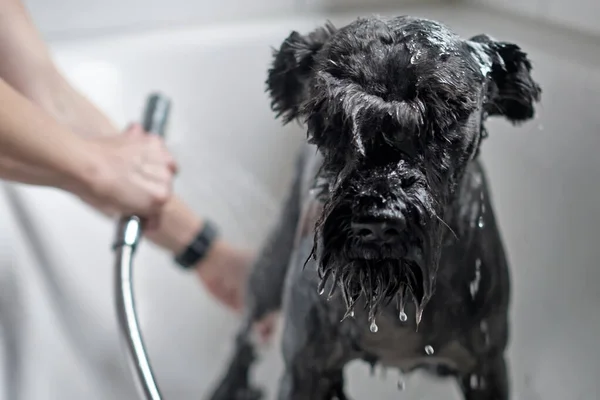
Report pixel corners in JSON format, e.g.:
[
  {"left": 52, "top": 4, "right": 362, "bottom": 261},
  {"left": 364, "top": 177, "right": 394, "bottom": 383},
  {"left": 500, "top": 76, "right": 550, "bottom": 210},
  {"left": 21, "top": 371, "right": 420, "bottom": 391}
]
[
  {"left": 142, "top": 196, "right": 202, "bottom": 253},
  {"left": 174, "top": 219, "right": 220, "bottom": 270},
  {"left": 55, "top": 139, "right": 110, "bottom": 201}
]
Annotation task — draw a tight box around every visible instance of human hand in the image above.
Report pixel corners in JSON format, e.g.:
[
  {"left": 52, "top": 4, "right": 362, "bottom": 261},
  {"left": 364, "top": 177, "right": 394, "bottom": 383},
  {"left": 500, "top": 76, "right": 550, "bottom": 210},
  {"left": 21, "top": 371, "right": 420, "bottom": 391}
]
[
  {"left": 253, "top": 311, "right": 280, "bottom": 345},
  {"left": 195, "top": 240, "right": 255, "bottom": 312},
  {"left": 195, "top": 241, "right": 279, "bottom": 343},
  {"left": 75, "top": 123, "right": 177, "bottom": 227}
]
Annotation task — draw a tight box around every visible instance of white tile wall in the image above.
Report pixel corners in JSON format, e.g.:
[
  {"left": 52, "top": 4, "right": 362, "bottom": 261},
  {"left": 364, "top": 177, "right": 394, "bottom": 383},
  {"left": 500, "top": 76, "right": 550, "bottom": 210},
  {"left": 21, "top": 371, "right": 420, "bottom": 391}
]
[
  {"left": 467, "top": 0, "right": 600, "bottom": 37},
  {"left": 23, "top": 0, "right": 419, "bottom": 41},
  {"left": 546, "top": 0, "right": 600, "bottom": 36},
  {"left": 21, "top": 0, "right": 600, "bottom": 44},
  {"left": 23, "top": 0, "right": 299, "bottom": 40},
  {"left": 473, "top": 0, "right": 544, "bottom": 18}
]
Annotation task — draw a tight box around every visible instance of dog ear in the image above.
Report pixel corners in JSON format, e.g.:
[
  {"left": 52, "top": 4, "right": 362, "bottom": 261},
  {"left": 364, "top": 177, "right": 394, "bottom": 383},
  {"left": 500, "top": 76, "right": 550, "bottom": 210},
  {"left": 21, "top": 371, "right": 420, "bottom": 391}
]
[
  {"left": 469, "top": 34, "right": 542, "bottom": 123},
  {"left": 266, "top": 22, "right": 337, "bottom": 124}
]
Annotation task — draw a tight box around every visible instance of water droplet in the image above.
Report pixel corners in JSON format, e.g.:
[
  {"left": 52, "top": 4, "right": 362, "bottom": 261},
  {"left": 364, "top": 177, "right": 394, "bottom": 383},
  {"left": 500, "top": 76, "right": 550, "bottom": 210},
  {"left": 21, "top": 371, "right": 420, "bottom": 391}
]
[
  {"left": 425, "top": 345, "right": 434, "bottom": 355},
  {"left": 349, "top": 310, "right": 355, "bottom": 318},
  {"left": 399, "top": 311, "right": 408, "bottom": 322},
  {"left": 370, "top": 321, "right": 379, "bottom": 333},
  {"left": 481, "top": 320, "right": 490, "bottom": 345},
  {"left": 410, "top": 49, "right": 423, "bottom": 64},
  {"left": 470, "top": 259, "right": 482, "bottom": 298},
  {"left": 478, "top": 216, "right": 485, "bottom": 228},
  {"left": 397, "top": 379, "right": 406, "bottom": 391},
  {"left": 470, "top": 374, "right": 479, "bottom": 389}
]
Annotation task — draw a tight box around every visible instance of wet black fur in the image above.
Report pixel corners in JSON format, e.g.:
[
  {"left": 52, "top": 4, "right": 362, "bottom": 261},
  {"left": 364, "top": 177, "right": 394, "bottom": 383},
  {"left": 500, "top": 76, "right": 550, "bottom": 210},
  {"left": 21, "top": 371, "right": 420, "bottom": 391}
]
[{"left": 207, "top": 16, "right": 541, "bottom": 400}]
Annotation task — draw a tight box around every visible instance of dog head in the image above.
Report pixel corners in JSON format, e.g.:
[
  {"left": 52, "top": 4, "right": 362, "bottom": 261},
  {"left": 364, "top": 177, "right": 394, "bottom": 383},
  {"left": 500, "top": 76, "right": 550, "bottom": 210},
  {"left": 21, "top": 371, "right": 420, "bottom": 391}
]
[{"left": 266, "top": 16, "right": 541, "bottom": 325}]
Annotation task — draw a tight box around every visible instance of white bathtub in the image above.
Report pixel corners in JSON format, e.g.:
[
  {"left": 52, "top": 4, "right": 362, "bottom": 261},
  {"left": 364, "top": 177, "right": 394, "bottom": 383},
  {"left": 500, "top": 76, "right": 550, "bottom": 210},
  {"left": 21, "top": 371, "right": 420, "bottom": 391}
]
[{"left": 2, "top": 3, "right": 600, "bottom": 400}]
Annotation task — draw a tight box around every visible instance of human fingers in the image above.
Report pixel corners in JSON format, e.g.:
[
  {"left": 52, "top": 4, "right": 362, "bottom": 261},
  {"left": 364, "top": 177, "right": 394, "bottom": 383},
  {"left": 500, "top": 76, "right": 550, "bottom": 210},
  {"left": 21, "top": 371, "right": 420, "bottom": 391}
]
[
  {"left": 254, "top": 312, "right": 279, "bottom": 344},
  {"left": 121, "top": 169, "right": 171, "bottom": 216},
  {"left": 142, "top": 135, "right": 178, "bottom": 175},
  {"left": 143, "top": 179, "right": 172, "bottom": 211},
  {"left": 203, "top": 278, "right": 242, "bottom": 313},
  {"left": 136, "top": 162, "right": 175, "bottom": 186},
  {"left": 224, "top": 293, "right": 243, "bottom": 313},
  {"left": 227, "top": 289, "right": 244, "bottom": 313},
  {"left": 124, "top": 122, "right": 144, "bottom": 138}
]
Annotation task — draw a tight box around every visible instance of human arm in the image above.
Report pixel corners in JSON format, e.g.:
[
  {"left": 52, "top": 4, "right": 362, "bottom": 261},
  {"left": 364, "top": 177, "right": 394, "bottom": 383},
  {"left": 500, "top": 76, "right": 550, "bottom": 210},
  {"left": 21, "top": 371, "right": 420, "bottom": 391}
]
[
  {"left": 0, "top": 77, "right": 97, "bottom": 188},
  {"left": 0, "top": 77, "right": 178, "bottom": 226},
  {"left": 0, "top": 0, "right": 254, "bottom": 311}
]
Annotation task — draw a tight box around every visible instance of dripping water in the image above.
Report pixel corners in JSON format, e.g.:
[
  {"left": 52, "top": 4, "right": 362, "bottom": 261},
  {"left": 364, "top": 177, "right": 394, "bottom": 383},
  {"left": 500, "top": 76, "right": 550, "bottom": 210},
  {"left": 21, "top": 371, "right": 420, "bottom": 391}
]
[
  {"left": 470, "top": 374, "right": 479, "bottom": 389},
  {"left": 480, "top": 191, "right": 486, "bottom": 213},
  {"left": 370, "top": 320, "right": 379, "bottom": 333},
  {"left": 397, "top": 290, "right": 408, "bottom": 322},
  {"left": 478, "top": 190, "right": 485, "bottom": 228},
  {"left": 478, "top": 215, "right": 485, "bottom": 228},
  {"left": 397, "top": 369, "right": 406, "bottom": 391},
  {"left": 480, "top": 320, "right": 490, "bottom": 346},
  {"left": 470, "top": 258, "right": 482, "bottom": 298},
  {"left": 425, "top": 345, "right": 434, "bottom": 355},
  {"left": 397, "top": 378, "right": 406, "bottom": 391},
  {"left": 399, "top": 311, "right": 408, "bottom": 322}
]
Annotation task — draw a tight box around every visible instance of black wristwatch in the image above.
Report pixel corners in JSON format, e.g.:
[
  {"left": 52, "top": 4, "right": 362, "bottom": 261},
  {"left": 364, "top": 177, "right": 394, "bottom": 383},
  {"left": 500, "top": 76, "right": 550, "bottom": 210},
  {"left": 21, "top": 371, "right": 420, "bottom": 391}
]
[{"left": 175, "top": 219, "right": 219, "bottom": 269}]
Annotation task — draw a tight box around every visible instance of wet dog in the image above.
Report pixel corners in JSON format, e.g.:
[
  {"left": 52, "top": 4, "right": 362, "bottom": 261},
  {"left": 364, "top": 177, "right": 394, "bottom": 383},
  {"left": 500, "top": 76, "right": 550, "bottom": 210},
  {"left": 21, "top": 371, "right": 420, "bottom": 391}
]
[{"left": 207, "top": 15, "right": 541, "bottom": 400}]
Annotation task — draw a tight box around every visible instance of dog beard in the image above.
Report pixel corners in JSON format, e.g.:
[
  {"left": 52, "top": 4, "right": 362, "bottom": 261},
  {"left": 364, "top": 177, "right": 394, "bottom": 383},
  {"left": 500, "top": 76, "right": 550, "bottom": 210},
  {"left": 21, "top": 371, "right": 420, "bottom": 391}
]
[{"left": 307, "top": 178, "right": 444, "bottom": 329}]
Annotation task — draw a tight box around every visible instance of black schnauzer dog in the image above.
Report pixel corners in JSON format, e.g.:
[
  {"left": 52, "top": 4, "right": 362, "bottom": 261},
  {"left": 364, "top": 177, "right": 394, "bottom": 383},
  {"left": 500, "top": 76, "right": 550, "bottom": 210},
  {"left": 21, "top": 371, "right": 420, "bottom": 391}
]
[{"left": 208, "top": 15, "right": 541, "bottom": 400}]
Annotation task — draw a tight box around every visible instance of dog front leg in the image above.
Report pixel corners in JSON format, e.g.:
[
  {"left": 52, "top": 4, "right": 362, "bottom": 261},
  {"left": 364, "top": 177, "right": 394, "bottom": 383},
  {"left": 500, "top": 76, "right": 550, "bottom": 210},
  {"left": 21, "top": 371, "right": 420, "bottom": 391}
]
[
  {"left": 245, "top": 149, "right": 306, "bottom": 323},
  {"left": 276, "top": 259, "right": 354, "bottom": 400},
  {"left": 205, "top": 330, "right": 263, "bottom": 400},
  {"left": 458, "top": 355, "right": 509, "bottom": 400},
  {"left": 206, "top": 153, "right": 305, "bottom": 400}
]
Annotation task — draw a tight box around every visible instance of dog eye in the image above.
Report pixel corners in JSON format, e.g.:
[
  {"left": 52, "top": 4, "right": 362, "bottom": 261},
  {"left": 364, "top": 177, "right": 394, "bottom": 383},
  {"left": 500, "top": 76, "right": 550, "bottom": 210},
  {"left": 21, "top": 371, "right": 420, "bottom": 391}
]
[
  {"left": 401, "top": 176, "right": 418, "bottom": 189},
  {"left": 382, "top": 130, "right": 405, "bottom": 146}
]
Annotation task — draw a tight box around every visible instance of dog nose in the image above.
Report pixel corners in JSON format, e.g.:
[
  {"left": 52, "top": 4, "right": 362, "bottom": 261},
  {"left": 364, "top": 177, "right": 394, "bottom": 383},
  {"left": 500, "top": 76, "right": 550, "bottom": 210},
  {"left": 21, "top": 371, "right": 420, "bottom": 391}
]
[{"left": 351, "top": 218, "right": 406, "bottom": 244}]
